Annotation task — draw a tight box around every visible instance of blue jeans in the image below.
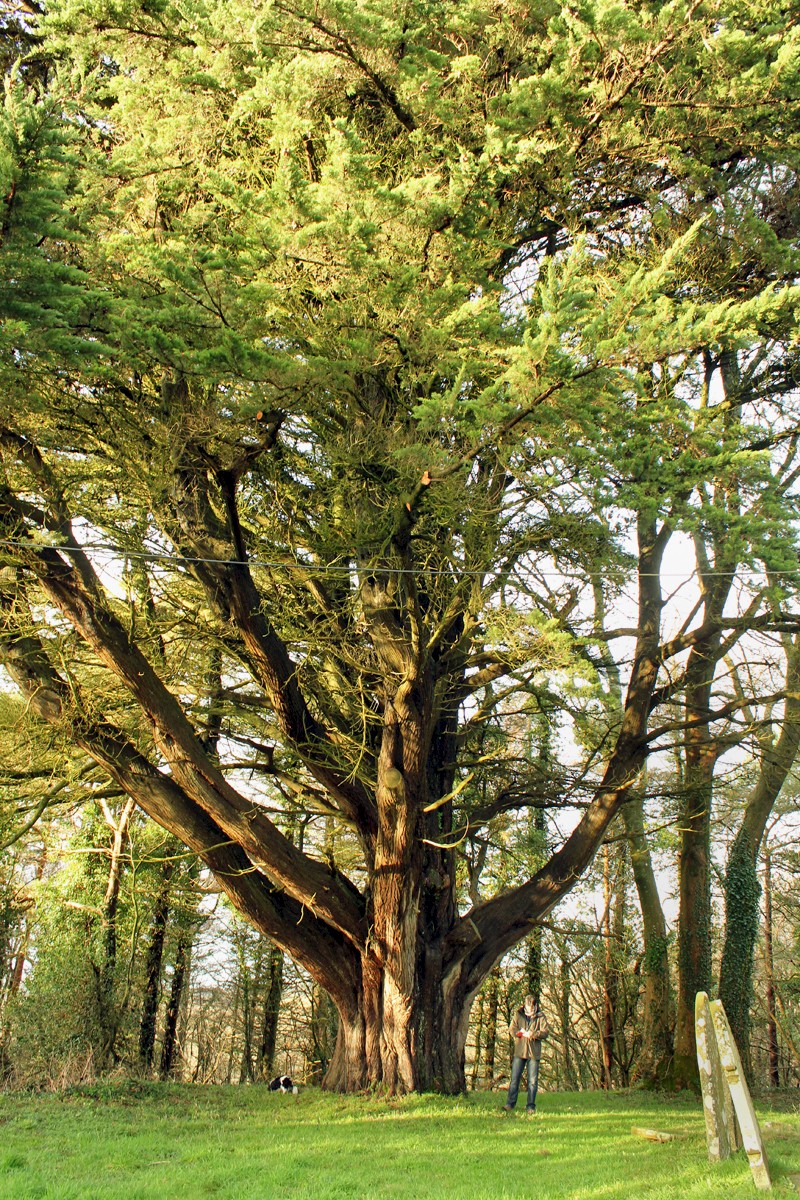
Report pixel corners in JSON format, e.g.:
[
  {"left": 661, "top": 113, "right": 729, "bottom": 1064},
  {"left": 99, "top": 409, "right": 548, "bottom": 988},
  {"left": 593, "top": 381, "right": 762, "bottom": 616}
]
[{"left": 506, "top": 1054, "right": 539, "bottom": 1110}]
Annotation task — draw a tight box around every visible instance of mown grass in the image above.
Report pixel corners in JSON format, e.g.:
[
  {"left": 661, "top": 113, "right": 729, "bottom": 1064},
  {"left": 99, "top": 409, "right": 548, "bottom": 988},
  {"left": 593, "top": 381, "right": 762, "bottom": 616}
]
[{"left": 0, "top": 1083, "right": 799, "bottom": 1199}]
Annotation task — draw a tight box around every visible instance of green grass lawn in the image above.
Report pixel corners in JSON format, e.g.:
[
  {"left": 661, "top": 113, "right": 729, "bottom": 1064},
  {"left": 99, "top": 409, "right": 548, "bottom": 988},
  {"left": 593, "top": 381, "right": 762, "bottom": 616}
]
[{"left": 0, "top": 1083, "right": 798, "bottom": 1199}]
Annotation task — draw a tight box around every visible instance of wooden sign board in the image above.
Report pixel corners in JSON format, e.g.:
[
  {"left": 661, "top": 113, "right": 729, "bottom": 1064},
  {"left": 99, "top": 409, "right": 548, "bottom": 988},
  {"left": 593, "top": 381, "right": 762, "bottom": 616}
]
[
  {"left": 694, "top": 992, "right": 770, "bottom": 1191},
  {"left": 709, "top": 1000, "right": 770, "bottom": 1191},
  {"left": 695, "top": 992, "right": 734, "bottom": 1161}
]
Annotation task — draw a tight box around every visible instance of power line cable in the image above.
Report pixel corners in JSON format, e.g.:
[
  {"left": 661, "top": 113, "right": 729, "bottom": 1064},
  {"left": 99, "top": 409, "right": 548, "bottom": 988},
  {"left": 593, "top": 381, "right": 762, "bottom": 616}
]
[{"left": 0, "top": 537, "right": 796, "bottom": 582}]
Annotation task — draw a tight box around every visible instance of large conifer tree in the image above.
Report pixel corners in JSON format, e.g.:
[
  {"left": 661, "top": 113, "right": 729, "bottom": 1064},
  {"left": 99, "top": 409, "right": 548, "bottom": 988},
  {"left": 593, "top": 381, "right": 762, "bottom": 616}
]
[{"left": 1, "top": 0, "right": 800, "bottom": 1090}]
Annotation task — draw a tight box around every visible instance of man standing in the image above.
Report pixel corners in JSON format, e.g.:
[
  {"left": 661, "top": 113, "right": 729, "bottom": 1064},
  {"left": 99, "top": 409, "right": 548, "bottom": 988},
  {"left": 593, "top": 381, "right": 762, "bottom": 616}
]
[{"left": 503, "top": 993, "right": 549, "bottom": 1114}]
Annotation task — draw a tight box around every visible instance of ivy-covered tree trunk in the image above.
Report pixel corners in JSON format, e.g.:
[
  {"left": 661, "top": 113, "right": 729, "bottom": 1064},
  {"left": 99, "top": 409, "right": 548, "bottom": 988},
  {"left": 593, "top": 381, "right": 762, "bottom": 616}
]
[
  {"left": 763, "top": 845, "right": 780, "bottom": 1089},
  {"left": 719, "top": 837, "right": 761, "bottom": 1083},
  {"left": 719, "top": 637, "right": 800, "bottom": 1079},
  {"left": 672, "top": 473, "right": 741, "bottom": 1089}
]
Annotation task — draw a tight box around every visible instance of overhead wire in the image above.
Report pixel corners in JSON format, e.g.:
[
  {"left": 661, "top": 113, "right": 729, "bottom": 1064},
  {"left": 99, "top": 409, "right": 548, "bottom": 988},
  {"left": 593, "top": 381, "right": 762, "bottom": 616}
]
[{"left": 0, "top": 537, "right": 794, "bottom": 582}]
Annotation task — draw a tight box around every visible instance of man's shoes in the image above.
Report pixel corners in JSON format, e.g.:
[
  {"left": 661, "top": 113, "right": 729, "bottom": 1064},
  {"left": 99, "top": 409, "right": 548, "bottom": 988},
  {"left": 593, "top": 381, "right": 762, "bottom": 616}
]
[
  {"left": 526, "top": 1107, "right": 537, "bottom": 1115},
  {"left": 502, "top": 1104, "right": 514, "bottom": 1112}
]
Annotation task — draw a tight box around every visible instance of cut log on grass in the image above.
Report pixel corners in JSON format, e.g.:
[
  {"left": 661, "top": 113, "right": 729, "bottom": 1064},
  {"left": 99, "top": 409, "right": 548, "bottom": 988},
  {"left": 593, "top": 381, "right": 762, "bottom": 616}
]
[{"left": 631, "top": 1127, "right": 681, "bottom": 1143}]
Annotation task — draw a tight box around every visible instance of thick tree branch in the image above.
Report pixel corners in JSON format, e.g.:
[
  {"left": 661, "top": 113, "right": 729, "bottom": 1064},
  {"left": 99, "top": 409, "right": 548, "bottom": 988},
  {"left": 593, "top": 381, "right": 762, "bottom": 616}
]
[
  {"left": 0, "top": 521, "right": 367, "bottom": 947},
  {"left": 0, "top": 605, "right": 362, "bottom": 1008},
  {"left": 166, "top": 436, "right": 378, "bottom": 844},
  {"left": 446, "top": 512, "right": 672, "bottom": 988}
]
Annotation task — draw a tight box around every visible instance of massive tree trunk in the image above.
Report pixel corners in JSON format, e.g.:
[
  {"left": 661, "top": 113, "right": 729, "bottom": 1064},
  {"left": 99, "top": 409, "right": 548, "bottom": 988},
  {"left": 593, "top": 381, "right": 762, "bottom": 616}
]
[{"left": 325, "top": 963, "right": 473, "bottom": 1093}]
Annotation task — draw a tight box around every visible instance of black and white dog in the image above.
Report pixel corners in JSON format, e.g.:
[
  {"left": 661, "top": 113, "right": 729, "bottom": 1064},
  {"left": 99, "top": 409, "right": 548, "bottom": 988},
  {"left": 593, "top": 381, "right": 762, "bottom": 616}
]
[{"left": 268, "top": 1075, "right": 299, "bottom": 1094}]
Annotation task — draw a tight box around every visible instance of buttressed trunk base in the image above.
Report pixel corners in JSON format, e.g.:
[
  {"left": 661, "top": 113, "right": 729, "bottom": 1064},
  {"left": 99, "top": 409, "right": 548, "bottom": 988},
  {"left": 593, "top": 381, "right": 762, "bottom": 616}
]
[{"left": 323, "top": 951, "right": 473, "bottom": 1094}]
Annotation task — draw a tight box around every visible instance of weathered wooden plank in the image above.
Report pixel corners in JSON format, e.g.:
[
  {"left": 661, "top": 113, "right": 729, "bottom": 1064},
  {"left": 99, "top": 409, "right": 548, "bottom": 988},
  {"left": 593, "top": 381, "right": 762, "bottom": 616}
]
[
  {"left": 695, "top": 991, "right": 733, "bottom": 1162},
  {"left": 709, "top": 999, "right": 771, "bottom": 1191}
]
